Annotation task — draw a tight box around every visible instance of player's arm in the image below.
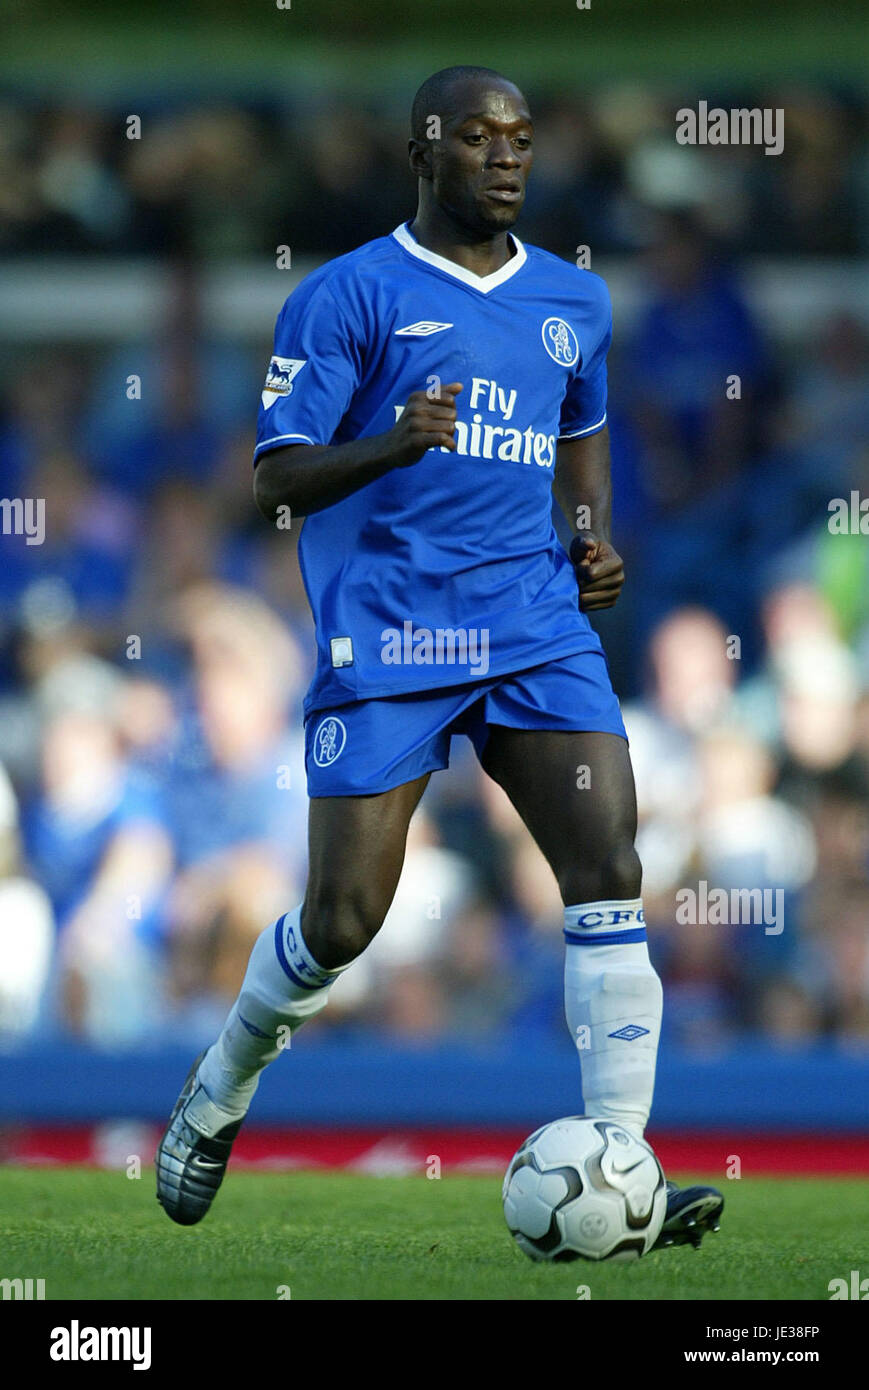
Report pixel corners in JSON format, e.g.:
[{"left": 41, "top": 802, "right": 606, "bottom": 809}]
[
  {"left": 253, "top": 383, "right": 463, "bottom": 521},
  {"left": 553, "top": 425, "right": 625, "bottom": 611}
]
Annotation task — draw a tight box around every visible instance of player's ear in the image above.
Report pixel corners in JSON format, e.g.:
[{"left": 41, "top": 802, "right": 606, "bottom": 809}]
[{"left": 408, "top": 138, "right": 433, "bottom": 180}]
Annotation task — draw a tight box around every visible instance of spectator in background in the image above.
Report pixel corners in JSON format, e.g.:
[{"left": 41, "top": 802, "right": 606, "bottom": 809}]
[
  {"left": 780, "top": 881, "right": 869, "bottom": 1043},
  {"left": 655, "top": 915, "right": 743, "bottom": 1048},
  {"left": 127, "top": 478, "right": 223, "bottom": 632},
  {"left": 289, "top": 103, "right": 409, "bottom": 255},
  {"left": 694, "top": 725, "right": 816, "bottom": 1016},
  {"left": 822, "top": 884, "right": 869, "bottom": 1039},
  {"left": 0, "top": 103, "right": 129, "bottom": 254},
  {"left": 622, "top": 608, "right": 735, "bottom": 903},
  {"left": 776, "top": 631, "right": 861, "bottom": 803},
  {"left": 159, "top": 584, "right": 308, "bottom": 1028},
  {"left": 36, "top": 105, "right": 131, "bottom": 250},
  {"left": 439, "top": 896, "right": 519, "bottom": 1038},
  {"left": 82, "top": 269, "right": 257, "bottom": 499},
  {"left": 622, "top": 610, "right": 796, "bottom": 1042},
  {"left": 1, "top": 88, "right": 865, "bottom": 261},
  {"left": 124, "top": 107, "right": 278, "bottom": 258},
  {"left": 0, "top": 759, "right": 54, "bottom": 1041},
  {"left": 735, "top": 582, "right": 843, "bottom": 746},
  {"left": 773, "top": 314, "right": 869, "bottom": 495},
  {"left": 0, "top": 357, "right": 90, "bottom": 500},
  {"left": 625, "top": 210, "right": 767, "bottom": 512},
  {"left": 745, "top": 321, "right": 869, "bottom": 622},
  {"left": 697, "top": 726, "right": 816, "bottom": 902},
  {"left": 0, "top": 452, "right": 137, "bottom": 620},
  {"left": 745, "top": 88, "right": 861, "bottom": 255},
  {"left": 620, "top": 213, "right": 771, "bottom": 644},
  {"left": 21, "top": 663, "right": 172, "bottom": 1044}
]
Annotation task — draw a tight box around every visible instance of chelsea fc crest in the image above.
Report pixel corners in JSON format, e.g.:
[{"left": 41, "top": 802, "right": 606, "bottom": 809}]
[
  {"left": 541, "top": 317, "right": 579, "bottom": 367},
  {"left": 313, "top": 716, "right": 347, "bottom": 767}
]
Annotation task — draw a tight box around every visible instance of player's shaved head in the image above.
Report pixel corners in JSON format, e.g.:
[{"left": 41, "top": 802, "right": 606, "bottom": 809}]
[
  {"left": 411, "top": 65, "right": 523, "bottom": 140},
  {"left": 408, "top": 65, "right": 532, "bottom": 240}
]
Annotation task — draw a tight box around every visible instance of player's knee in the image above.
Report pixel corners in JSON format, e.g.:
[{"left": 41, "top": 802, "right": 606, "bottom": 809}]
[
  {"left": 559, "top": 839, "right": 642, "bottom": 905},
  {"left": 602, "top": 841, "right": 642, "bottom": 900},
  {"left": 301, "top": 882, "right": 388, "bottom": 969}
]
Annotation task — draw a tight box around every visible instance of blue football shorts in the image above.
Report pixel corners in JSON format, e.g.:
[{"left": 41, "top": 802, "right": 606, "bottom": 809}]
[{"left": 304, "top": 648, "right": 628, "bottom": 797}]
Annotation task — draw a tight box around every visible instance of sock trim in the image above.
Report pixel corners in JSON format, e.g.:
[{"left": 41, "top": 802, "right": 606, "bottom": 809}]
[
  {"left": 237, "top": 1013, "right": 272, "bottom": 1038},
  {"left": 564, "top": 898, "right": 645, "bottom": 928},
  {"left": 564, "top": 926, "right": 648, "bottom": 946},
  {"left": 273, "top": 916, "right": 323, "bottom": 991}
]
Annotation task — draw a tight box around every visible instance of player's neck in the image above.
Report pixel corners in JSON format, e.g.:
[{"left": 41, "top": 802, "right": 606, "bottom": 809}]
[{"left": 408, "top": 210, "right": 515, "bottom": 278}]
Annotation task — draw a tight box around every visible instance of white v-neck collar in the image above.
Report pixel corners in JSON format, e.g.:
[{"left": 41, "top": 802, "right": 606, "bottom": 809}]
[{"left": 392, "top": 221, "right": 527, "bottom": 293}]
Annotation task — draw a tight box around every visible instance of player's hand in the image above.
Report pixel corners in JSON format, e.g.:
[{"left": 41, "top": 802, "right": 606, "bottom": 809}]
[
  {"left": 569, "top": 531, "right": 625, "bottom": 611},
  {"left": 386, "top": 382, "right": 463, "bottom": 466}
]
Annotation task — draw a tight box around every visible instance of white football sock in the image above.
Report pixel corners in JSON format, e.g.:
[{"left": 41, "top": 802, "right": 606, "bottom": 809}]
[
  {"left": 563, "top": 898, "right": 663, "bottom": 1139},
  {"left": 198, "top": 905, "right": 349, "bottom": 1118}
]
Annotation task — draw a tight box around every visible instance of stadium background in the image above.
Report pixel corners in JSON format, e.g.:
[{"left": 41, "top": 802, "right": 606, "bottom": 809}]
[{"left": 1, "top": 0, "right": 868, "bottom": 1179}]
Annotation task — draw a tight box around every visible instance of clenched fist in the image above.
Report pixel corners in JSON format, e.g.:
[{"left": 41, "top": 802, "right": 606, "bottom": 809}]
[
  {"left": 386, "top": 382, "right": 464, "bottom": 467},
  {"left": 569, "top": 531, "right": 625, "bottom": 611}
]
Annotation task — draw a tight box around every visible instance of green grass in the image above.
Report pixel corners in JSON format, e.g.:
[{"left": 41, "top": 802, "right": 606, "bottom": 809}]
[{"left": 0, "top": 1167, "right": 862, "bottom": 1300}]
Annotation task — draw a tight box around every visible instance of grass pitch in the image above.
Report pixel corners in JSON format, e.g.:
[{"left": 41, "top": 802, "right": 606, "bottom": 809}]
[{"left": 0, "top": 1167, "right": 862, "bottom": 1301}]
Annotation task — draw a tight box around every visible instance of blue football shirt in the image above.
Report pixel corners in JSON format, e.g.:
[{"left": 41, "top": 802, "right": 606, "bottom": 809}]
[{"left": 255, "top": 221, "right": 613, "bottom": 717}]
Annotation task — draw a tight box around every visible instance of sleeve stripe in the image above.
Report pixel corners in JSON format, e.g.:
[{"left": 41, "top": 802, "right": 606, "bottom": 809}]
[
  {"left": 253, "top": 432, "right": 317, "bottom": 459},
  {"left": 558, "top": 412, "right": 607, "bottom": 441}
]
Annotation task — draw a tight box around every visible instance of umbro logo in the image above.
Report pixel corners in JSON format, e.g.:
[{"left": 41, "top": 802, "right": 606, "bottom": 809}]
[
  {"left": 608, "top": 1025, "right": 650, "bottom": 1042},
  {"left": 394, "top": 321, "right": 454, "bottom": 337}
]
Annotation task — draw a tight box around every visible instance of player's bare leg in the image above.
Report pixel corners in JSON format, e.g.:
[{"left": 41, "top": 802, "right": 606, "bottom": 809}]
[
  {"left": 301, "top": 774, "right": 430, "bottom": 968},
  {"left": 155, "top": 773, "right": 429, "bottom": 1225},
  {"left": 480, "top": 726, "right": 723, "bottom": 1249}
]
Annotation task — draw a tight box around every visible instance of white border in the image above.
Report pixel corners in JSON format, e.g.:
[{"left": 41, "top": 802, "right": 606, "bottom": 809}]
[
  {"left": 254, "top": 432, "right": 317, "bottom": 460},
  {"left": 558, "top": 411, "right": 606, "bottom": 439},
  {"left": 558, "top": 413, "right": 607, "bottom": 440},
  {"left": 392, "top": 221, "right": 527, "bottom": 293}
]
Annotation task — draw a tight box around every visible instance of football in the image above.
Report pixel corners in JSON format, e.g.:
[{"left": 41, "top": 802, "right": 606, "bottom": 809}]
[{"left": 502, "top": 1116, "right": 667, "bottom": 1262}]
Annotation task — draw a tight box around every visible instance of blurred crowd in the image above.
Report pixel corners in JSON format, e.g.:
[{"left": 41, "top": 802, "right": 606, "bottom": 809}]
[
  {"left": 0, "top": 84, "right": 867, "bottom": 259},
  {"left": 0, "top": 84, "right": 868, "bottom": 1054}
]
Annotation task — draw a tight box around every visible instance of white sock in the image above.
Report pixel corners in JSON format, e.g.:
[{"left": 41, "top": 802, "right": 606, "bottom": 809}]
[
  {"left": 198, "top": 905, "right": 349, "bottom": 1118},
  {"left": 563, "top": 898, "right": 663, "bottom": 1139}
]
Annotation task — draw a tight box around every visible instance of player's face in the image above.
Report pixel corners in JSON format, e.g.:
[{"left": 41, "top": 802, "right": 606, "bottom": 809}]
[{"left": 433, "top": 82, "right": 533, "bottom": 235}]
